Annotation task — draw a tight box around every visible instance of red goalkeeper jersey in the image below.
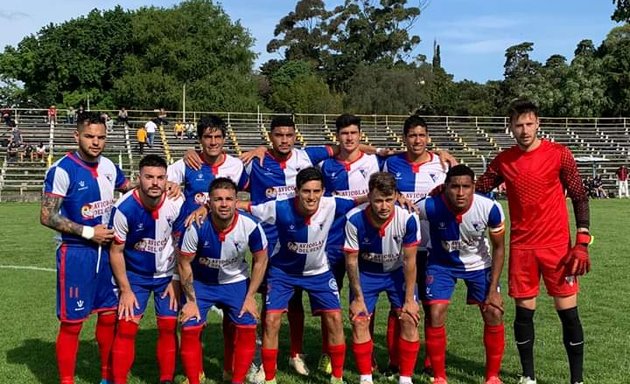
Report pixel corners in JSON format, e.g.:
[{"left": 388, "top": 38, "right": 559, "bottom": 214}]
[{"left": 477, "top": 140, "right": 588, "bottom": 249}]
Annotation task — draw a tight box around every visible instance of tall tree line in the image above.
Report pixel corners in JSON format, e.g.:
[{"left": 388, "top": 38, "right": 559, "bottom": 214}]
[{"left": 1, "top": 0, "right": 630, "bottom": 117}]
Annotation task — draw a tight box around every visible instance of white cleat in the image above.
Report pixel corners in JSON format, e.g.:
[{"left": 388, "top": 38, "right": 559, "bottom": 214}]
[
  {"left": 517, "top": 377, "right": 536, "bottom": 384},
  {"left": 288, "top": 354, "right": 310, "bottom": 376},
  {"left": 246, "top": 362, "right": 265, "bottom": 384}
]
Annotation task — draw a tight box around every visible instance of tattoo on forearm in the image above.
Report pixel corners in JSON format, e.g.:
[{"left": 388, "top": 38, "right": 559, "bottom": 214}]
[
  {"left": 180, "top": 271, "right": 196, "bottom": 302},
  {"left": 347, "top": 261, "right": 363, "bottom": 298},
  {"left": 40, "top": 195, "right": 84, "bottom": 235}
]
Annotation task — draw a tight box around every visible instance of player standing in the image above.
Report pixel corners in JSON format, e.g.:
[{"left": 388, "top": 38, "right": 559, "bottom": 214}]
[
  {"left": 476, "top": 100, "right": 591, "bottom": 384},
  {"left": 108, "top": 154, "right": 184, "bottom": 384},
  {"left": 41, "top": 112, "right": 131, "bottom": 384},
  {"left": 245, "top": 167, "right": 362, "bottom": 384},
  {"left": 178, "top": 177, "right": 268, "bottom": 384},
  {"left": 381, "top": 114, "right": 449, "bottom": 377},
  {"left": 420, "top": 165, "right": 506, "bottom": 384},
  {"left": 344, "top": 172, "right": 421, "bottom": 384}
]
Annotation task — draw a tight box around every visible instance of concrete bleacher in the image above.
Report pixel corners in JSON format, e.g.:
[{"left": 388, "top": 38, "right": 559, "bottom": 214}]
[{"left": 1, "top": 109, "right": 629, "bottom": 201}]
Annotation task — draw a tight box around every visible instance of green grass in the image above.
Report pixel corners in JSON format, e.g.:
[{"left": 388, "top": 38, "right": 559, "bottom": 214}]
[{"left": 0, "top": 201, "right": 629, "bottom": 383}]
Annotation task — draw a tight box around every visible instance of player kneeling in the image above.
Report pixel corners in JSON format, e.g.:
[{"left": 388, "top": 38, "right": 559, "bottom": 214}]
[
  {"left": 178, "top": 177, "right": 268, "bottom": 384},
  {"left": 420, "top": 165, "right": 506, "bottom": 384}
]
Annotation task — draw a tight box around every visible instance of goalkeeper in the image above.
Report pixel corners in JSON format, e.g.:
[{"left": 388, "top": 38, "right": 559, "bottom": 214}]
[{"left": 475, "top": 100, "right": 591, "bottom": 384}]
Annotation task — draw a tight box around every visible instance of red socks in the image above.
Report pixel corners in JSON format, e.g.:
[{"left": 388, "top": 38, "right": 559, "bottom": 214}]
[
  {"left": 111, "top": 320, "right": 139, "bottom": 384},
  {"left": 352, "top": 340, "right": 374, "bottom": 375},
  {"left": 223, "top": 317, "right": 236, "bottom": 373},
  {"left": 261, "top": 348, "right": 279, "bottom": 381},
  {"left": 57, "top": 321, "right": 83, "bottom": 384},
  {"left": 386, "top": 310, "right": 400, "bottom": 367},
  {"left": 398, "top": 337, "right": 420, "bottom": 378},
  {"left": 156, "top": 317, "right": 177, "bottom": 382},
  {"left": 180, "top": 326, "right": 203, "bottom": 384},
  {"left": 95, "top": 313, "right": 116, "bottom": 382},
  {"left": 328, "top": 343, "right": 346, "bottom": 379},
  {"left": 484, "top": 323, "right": 505, "bottom": 379},
  {"left": 232, "top": 326, "right": 257, "bottom": 383},
  {"left": 426, "top": 325, "right": 447, "bottom": 379}
]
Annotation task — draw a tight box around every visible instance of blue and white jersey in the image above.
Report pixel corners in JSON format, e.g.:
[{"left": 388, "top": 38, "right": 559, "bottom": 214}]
[
  {"left": 344, "top": 204, "right": 421, "bottom": 274},
  {"left": 250, "top": 196, "right": 355, "bottom": 276},
  {"left": 418, "top": 194, "right": 505, "bottom": 271},
  {"left": 382, "top": 152, "right": 446, "bottom": 249},
  {"left": 167, "top": 154, "right": 247, "bottom": 219},
  {"left": 110, "top": 190, "right": 184, "bottom": 280},
  {"left": 246, "top": 147, "right": 332, "bottom": 204},
  {"left": 319, "top": 152, "right": 382, "bottom": 263},
  {"left": 43, "top": 152, "right": 128, "bottom": 246},
  {"left": 179, "top": 210, "right": 267, "bottom": 285}
]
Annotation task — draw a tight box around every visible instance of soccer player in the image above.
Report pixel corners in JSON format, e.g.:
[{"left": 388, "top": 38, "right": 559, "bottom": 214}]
[
  {"left": 420, "top": 165, "right": 506, "bottom": 384},
  {"left": 476, "top": 100, "right": 591, "bottom": 384},
  {"left": 317, "top": 113, "right": 381, "bottom": 372},
  {"left": 41, "top": 112, "right": 131, "bottom": 384},
  {"left": 344, "top": 172, "right": 421, "bottom": 384},
  {"left": 107, "top": 154, "right": 184, "bottom": 384},
  {"left": 381, "top": 114, "right": 449, "bottom": 377},
  {"left": 244, "top": 166, "right": 362, "bottom": 384},
  {"left": 169, "top": 115, "right": 249, "bottom": 382},
  {"left": 178, "top": 177, "right": 268, "bottom": 384}
]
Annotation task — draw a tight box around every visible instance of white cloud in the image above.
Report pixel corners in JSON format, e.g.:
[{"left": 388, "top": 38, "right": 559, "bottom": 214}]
[
  {"left": 450, "top": 38, "right": 520, "bottom": 54},
  {"left": 0, "top": 10, "right": 29, "bottom": 21}
]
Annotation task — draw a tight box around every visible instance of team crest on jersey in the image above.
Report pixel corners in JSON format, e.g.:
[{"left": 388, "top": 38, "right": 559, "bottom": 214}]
[
  {"left": 359, "top": 169, "right": 368, "bottom": 178},
  {"left": 393, "top": 235, "right": 401, "bottom": 243},
  {"left": 429, "top": 173, "right": 438, "bottom": 182},
  {"left": 234, "top": 241, "right": 242, "bottom": 252},
  {"left": 472, "top": 222, "right": 485, "bottom": 232},
  {"left": 265, "top": 187, "right": 277, "bottom": 199}
]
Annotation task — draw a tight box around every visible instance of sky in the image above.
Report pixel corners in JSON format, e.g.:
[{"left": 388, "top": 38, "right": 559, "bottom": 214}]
[{"left": 0, "top": 0, "right": 621, "bottom": 83}]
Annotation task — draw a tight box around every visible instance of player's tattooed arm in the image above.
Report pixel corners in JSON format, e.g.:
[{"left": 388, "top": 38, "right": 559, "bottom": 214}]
[
  {"left": 40, "top": 194, "right": 83, "bottom": 236},
  {"left": 345, "top": 250, "right": 363, "bottom": 299},
  {"left": 177, "top": 254, "right": 196, "bottom": 303}
]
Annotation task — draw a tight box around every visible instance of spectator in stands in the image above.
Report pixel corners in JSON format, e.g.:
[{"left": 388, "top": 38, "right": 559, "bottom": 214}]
[
  {"left": 592, "top": 174, "right": 608, "bottom": 198},
  {"left": 174, "top": 121, "right": 185, "bottom": 140},
  {"left": 34, "top": 141, "right": 47, "bottom": 162},
  {"left": 117, "top": 107, "right": 129, "bottom": 128},
  {"left": 137, "top": 125, "right": 148, "bottom": 154},
  {"left": 18, "top": 143, "right": 34, "bottom": 162},
  {"left": 66, "top": 107, "right": 75, "bottom": 125},
  {"left": 11, "top": 126, "right": 22, "bottom": 146},
  {"left": 145, "top": 118, "right": 157, "bottom": 148},
  {"left": 157, "top": 108, "right": 169, "bottom": 126},
  {"left": 2, "top": 107, "right": 12, "bottom": 126},
  {"left": 616, "top": 165, "right": 629, "bottom": 198},
  {"left": 185, "top": 122, "right": 196, "bottom": 139},
  {"left": 7, "top": 140, "right": 18, "bottom": 163},
  {"left": 47, "top": 105, "right": 58, "bottom": 125},
  {"left": 77, "top": 105, "right": 84, "bottom": 118}
]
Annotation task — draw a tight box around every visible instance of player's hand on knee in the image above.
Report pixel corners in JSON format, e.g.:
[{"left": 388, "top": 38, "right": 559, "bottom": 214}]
[
  {"left": 162, "top": 280, "right": 180, "bottom": 311},
  {"left": 483, "top": 290, "right": 504, "bottom": 314},
  {"left": 118, "top": 290, "right": 139, "bottom": 321},
  {"left": 92, "top": 224, "right": 114, "bottom": 245},
  {"left": 180, "top": 302, "right": 201, "bottom": 324},
  {"left": 239, "top": 295, "right": 260, "bottom": 320},
  {"left": 400, "top": 300, "right": 420, "bottom": 326},
  {"left": 349, "top": 299, "right": 369, "bottom": 322}
]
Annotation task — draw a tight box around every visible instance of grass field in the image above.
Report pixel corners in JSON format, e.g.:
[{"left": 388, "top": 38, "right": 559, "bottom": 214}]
[{"left": 1, "top": 201, "right": 629, "bottom": 384}]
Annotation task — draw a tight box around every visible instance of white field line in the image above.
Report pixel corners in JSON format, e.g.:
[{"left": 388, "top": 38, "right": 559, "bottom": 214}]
[{"left": 0, "top": 265, "right": 55, "bottom": 272}]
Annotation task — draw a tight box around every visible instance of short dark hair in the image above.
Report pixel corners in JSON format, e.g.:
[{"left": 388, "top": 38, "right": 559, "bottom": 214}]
[
  {"left": 508, "top": 99, "right": 539, "bottom": 123},
  {"left": 209, "top": 177, "right": 238, "bottom": 195},
  {"left": 76, "top": 112, "right": 105, "bottom": 131},
  {"left": 403, "top": 114, "right": 429, "bottom": 136},
  {"left": 335, "top": 113, "right": 361, "bottom": 133},
  {"left": 197, "top": 115, "right": 226, "bottom": 139},
  {"left": 270, "top": 115, "right": 295, "bottom": 131},
  {"left": 296, "top": 167, "right": 323, "bottom": 190},
  {"left": 139, "top": 154, "right": 167, "bottom": 171},
  {"left": 368, "top": 172, "right": 398, "bottom": 196},
  {"left": 445, "top": 164, "right": 475, "bottom": 184}
]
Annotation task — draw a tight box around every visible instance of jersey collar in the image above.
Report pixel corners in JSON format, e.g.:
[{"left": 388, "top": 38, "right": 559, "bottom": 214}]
[
  {"left": 211, "top": 210, "right": 239, "bottom": 242},
  {"left": 364, "top": 205, "right": 395, "bottom": 237},
  {"left": 405, "top": 151, "right": 433, "bottom": 173},
  {"left": 440, "top": 193, "right": 473, "bottom": 224},
  {"left": 67, "top": 151, "right": 99, "bottom": 178},
  {"left": 132, "top": 189, "right": 166, "bottom": 220}
]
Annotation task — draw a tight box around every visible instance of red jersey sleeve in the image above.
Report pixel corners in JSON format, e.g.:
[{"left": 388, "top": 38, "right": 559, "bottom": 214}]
[
  {"left": 476, "top": 156, "right": 504, "bottom": 194},
  {"left": 559, "top": 146, "right": 590, "bottom": 230}
]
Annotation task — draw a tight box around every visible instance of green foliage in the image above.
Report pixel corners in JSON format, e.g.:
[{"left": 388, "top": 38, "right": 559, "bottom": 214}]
[
  {"left": 600, "top": 24, "right": 630, "bottom": 116},
  {"left": 611, "top": 0, "right": 630, "bottom": 22}
]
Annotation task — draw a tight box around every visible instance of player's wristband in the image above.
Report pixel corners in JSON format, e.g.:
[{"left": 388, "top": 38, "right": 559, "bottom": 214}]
[
  {"left": 81, "top": 225, "right": 95, "bottom": 240},
  {"left": 576, "top": 232, "right": 592, "bottom": 246}
]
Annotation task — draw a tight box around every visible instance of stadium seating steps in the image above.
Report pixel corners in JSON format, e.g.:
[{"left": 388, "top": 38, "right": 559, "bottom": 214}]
[{"left": 1, "top": 110, "right": 628, "bottom": 201}]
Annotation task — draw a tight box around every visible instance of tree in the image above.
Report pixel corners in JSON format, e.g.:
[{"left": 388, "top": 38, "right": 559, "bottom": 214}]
[
  {"left": 611, "top": 0, "right": 630, "bottom": 22},
  {"left": 562, "top": 40, "right": 606, "bottom": 117},
  {"left": 501, "top": 42, "right": 543, "bottom": 108},
  {"left": 599, "top": 24, "right": 630, "bottom": 115}
]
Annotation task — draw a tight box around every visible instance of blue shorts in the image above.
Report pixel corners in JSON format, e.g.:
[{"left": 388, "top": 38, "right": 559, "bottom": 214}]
[
  {"left": 56, "top": 244, "right": 117, "bottom": 322},
  {"left": 423, "top": 264, "right": 494, "bottom": 304},
  {"left": 127, "top": 275, "right": 178, "bottom": 319},
  {"left": 265, "top": 266, "right": 341, "bottom": 315},
  {"left": 350, "top": 268, "right": 415, "bottom": 315},
  {"left": 182, "top": 279, "right": 256, "bottom": 328}
]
